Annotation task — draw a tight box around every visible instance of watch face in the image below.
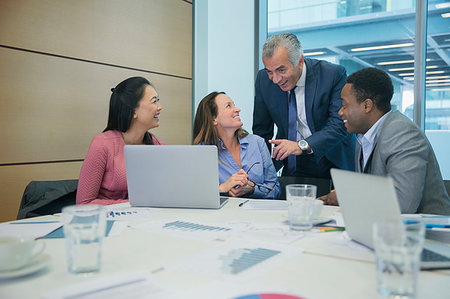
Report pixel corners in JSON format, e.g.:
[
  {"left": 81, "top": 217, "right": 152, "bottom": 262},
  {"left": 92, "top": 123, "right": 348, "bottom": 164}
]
[{"left": 299, "top": 140, "right": 308, "bottom": 150}]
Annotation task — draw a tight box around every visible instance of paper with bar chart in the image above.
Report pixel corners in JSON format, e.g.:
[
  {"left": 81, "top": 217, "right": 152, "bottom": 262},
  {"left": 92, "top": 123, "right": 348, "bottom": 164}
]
[
  {"left": 167, "top": 240, "right": 302, "bottom": 280},
  {"left": 131, "top": 220, "right": 233, "bottom": 241}
]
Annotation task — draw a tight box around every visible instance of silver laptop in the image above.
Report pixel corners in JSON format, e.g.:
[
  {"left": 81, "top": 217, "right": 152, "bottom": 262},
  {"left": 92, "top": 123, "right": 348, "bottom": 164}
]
[
  {"left": 124, "top": 145, "right": 227, "bottom": 209},
  {"left": 330, "top": 168, "right": 450, "bottom": 269}
]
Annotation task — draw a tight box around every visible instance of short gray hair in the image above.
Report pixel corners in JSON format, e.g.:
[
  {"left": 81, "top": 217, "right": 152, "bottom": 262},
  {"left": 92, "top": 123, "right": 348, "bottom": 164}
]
[{"left": 262, "top": 33, "right": 303, "bottom": 67}]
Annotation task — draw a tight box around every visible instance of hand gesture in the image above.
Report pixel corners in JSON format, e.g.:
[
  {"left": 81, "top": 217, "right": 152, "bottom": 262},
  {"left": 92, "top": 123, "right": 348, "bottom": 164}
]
[
  {"left": 269, "top": 139, "right": 302, "bottom": 160},
  {"left": 219, "top": 169, "right": 248, "bottom": 193}
]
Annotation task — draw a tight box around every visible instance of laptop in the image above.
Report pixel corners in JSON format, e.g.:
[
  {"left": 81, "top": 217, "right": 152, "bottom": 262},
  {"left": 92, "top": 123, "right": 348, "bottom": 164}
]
[
  {"left": 330, "top": 168, "right": 450, "bottom": 269},
  {"left": 124, "top": 145, "right": 228, "bottom": 209}
]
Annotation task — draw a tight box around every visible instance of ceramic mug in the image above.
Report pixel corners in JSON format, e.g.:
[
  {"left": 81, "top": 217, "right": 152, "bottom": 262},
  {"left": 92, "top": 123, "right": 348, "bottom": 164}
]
[{"left": 0, "top": 236, "right": 45, "bottom": 271}]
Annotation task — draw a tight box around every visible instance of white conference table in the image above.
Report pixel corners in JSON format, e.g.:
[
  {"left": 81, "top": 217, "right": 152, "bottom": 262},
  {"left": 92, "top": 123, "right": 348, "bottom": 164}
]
[{"left": 0, "top": 198, "right": 449, "bottom": 299}]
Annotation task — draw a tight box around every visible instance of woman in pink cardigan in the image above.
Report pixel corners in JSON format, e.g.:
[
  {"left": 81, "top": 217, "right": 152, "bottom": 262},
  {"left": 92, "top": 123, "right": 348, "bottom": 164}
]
[{"left": 76, "top": 77, "right": 166, "bottom": 205}]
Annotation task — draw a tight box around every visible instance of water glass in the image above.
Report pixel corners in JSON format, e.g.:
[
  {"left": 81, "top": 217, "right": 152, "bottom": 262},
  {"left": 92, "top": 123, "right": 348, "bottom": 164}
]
[
  {"left": 373, "top": 220, "right": 425, "bottom": 298},
  {"left": 62, "top": 205, "right": 106, "bottom": 274},
  {"left": 286, "top": 184, "right": 317, "bottom": 231}
]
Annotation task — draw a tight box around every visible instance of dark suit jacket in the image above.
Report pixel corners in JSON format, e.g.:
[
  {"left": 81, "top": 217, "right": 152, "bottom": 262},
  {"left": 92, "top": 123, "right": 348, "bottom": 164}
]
[{"left": 253, "top": 58, "right": 355, "bottom": 177}]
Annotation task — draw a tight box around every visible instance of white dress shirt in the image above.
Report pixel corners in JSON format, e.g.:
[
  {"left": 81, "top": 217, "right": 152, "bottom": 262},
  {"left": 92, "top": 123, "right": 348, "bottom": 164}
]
[{"left": 292, "top": 63, "right": 312, "bottom": 141}]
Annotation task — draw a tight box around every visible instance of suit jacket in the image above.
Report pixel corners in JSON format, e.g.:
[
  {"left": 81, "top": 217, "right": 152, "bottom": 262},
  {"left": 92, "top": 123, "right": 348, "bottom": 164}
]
[
  {"left": 253, "top": 58, "right": 355, "bottom": 177},
  {"left": 356, "top": 111, "right": 450, "bottom": 215}
]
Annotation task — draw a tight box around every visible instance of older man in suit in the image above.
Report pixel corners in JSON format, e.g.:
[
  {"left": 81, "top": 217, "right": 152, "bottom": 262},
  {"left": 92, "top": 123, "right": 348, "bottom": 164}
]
[
  {"left": 253, "top": 33, "right": 355, "bottom": 179},
  {"left": 319, "top": 67, "right": 450, "bottom": 214}
]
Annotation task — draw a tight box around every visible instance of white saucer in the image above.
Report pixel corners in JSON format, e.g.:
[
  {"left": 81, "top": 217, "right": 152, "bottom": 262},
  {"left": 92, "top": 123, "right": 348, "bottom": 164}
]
[
  {"left": 313, "top": 217, "right": 332, "bottom": 226},
  {"left": 0, "top": 254, "right": 50, "bottom": 279}
]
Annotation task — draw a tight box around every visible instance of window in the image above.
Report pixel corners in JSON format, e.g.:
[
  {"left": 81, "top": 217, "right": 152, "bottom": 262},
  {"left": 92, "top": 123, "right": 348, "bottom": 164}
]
[{"left": 267, "top": 0, "right": 450, "bottom": 178}]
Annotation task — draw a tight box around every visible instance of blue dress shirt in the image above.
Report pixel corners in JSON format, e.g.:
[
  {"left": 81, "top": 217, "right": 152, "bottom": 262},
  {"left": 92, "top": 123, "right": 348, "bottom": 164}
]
[
  {"left": 357, "top": 111, "right": 391, "bottom": 169},
  {"left": 218, "top": 134, "right": 280, "bottom": 199}
]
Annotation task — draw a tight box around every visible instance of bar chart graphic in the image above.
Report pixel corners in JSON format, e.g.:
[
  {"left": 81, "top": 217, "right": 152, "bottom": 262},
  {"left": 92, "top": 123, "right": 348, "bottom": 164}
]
[
  {"left": 168, "top": 240, "right": 300, "bottom": 279},
  {"left": 162, "top": 221, "right": 231, "bottom": 232},
  {"left": 219, "top": 248, "right": 281, "bottom": 274}
]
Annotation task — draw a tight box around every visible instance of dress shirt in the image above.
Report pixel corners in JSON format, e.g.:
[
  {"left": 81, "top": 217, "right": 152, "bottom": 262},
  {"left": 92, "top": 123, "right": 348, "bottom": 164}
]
[
  {"left": 218, "top": 134, "right": 280, "bottom": 199},
  {"left": 294, "top": 62, "right": 312, "bottom": 140},
  {"left": 357, "top": 111, "right": 391, "bottom": 169}
]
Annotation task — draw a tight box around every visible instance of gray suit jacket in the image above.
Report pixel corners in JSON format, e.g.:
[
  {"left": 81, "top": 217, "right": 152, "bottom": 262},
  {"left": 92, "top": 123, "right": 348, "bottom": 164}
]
[{"left": 356, "top": 111, "right": 450, "bottom": 215}]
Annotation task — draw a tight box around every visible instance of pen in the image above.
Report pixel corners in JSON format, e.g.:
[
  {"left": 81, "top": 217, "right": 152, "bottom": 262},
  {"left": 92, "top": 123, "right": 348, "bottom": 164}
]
[
  {"left": 318, "top": 227, "right": 345, "bottom": 232},
  {"left": 239, "top": 200, "right": 249, "bottom": 207}
]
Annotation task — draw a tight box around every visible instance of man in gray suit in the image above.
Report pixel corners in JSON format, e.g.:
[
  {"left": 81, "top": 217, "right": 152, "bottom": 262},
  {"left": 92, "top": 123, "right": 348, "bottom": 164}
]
[{"left": 319, "top": 67, "right": 450, "bottom": 214}]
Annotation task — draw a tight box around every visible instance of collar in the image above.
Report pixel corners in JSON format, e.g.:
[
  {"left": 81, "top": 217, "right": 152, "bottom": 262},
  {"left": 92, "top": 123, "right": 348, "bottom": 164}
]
[
  {"left": 357, "top": 111, "right": 391, "bottom": 145},
  {"left": 295, "top": 60, "right": 307, "bottom": 88},
  {"left": 218, "top": 134, "right": 249, "bottom": 150}
]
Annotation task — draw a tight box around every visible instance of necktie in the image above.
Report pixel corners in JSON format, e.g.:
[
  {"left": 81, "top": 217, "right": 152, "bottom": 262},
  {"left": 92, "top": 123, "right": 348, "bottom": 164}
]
[{"left": 286, "top": 87, "right": 297, "bottom": 175}]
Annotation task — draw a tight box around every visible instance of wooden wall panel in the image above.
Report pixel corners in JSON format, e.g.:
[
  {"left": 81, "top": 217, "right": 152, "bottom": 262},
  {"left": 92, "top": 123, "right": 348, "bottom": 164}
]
[
  {"left": 0, "top": 47, "right": 192, "bottom": 164},
  {"left": 0, "top": 0, "right": 192, "bottom": 221},
  {"left": 0, "top": 0, "right": 192, "bottom": 78},
  {"left": 0, "top": 162, "right": 83, "bottom": 222}
]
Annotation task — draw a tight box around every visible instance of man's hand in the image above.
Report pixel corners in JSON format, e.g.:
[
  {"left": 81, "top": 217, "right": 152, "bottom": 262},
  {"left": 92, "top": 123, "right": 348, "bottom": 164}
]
[
  {"left": 317, "top": 190, "right": 339, "bottom": 206},
  {"left": 269, "top": 139, "right": 302, "bottom": 160}
]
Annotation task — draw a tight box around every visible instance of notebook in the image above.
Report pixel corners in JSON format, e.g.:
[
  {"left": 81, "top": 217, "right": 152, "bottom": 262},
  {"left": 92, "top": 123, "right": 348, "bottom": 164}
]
[
  {"left": 330, "top": 168, "right": 450, "bottom": 269},
  {"left": 124, "top": 145, "right": 227, "bottom": 209}
]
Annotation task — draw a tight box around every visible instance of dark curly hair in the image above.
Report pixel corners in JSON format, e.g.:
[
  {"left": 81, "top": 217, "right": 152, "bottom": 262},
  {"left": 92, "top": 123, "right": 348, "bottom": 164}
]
[{"left": 346, "top": 68, "right": 393, "bottom": 113}]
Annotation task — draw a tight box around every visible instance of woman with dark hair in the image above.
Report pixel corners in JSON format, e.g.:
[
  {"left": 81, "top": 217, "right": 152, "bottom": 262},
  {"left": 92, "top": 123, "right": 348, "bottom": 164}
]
[
  {"left": 193, "top": 92, "right": 280, "bottom": 199},
  {"left": 76, "top": 77, "right": 166, "bottom": 205}
]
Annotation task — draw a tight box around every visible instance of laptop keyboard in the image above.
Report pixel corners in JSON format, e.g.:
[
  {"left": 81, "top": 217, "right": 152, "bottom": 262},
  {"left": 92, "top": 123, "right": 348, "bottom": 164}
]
[{"left": 422, "top": 248, "right": 450, "bottom": 262}]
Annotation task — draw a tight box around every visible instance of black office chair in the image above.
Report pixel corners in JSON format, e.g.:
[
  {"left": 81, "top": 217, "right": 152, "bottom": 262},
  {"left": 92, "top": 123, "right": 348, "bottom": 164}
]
[
  {"left": 278, "top": 176, "right": 332, "bottom": 199},
  {"left": 17, "top": 179, "right": 78, "bottom": 220}
]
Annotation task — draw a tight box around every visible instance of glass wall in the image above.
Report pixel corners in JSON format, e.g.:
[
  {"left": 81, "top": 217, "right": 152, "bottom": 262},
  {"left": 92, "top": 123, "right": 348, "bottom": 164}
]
[{"left": 267, "top": 0, "right": 450, "bottom": 178}]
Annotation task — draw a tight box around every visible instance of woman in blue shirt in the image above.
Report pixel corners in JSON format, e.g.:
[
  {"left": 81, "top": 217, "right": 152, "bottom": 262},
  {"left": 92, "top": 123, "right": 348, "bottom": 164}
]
[{"left": 193, "top": 91, "right": 280, "bottom": 199}]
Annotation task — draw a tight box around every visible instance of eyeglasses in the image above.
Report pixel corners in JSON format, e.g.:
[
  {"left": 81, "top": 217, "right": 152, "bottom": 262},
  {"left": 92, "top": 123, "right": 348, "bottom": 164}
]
[{"left": 245, "top": 162, "right": 277, "bottom": 194}]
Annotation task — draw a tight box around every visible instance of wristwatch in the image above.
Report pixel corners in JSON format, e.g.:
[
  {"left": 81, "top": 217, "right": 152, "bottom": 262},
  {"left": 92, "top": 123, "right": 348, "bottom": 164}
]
[{"left": 298, "top": 139, "right": 309, "bottom": 154}]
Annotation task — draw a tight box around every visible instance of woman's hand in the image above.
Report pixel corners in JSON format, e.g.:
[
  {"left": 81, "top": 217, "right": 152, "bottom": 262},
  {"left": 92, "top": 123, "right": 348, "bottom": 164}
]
[
  {"left": 219, "top": 169, "right": 249, "bottom": 194},
  {"left": 228, "top": 184, "right": 255, "bottom": 197}
]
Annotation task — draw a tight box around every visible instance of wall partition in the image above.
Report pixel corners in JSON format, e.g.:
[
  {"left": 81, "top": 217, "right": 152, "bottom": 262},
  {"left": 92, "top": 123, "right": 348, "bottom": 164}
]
[{"left": 0, "top": 0, "right": 193, "bottom": 221}]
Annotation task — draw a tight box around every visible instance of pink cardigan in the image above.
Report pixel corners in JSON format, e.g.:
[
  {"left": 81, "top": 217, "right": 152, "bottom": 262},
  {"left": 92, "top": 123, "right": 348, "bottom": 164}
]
[{"left": 76, "top": 130, "right": 166, "bottom": 205}]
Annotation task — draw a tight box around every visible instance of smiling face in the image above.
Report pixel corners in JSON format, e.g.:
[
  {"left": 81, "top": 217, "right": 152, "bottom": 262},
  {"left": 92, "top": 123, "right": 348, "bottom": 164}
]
[
  {"left": 213, "top": 94, "right": 243, "bottom": 134},
  {"left": 133, "top": 85, "right": 162, "bottom": 130},
  {"left": 262, "top": 46, "right": 303, "bottom": 91},
  {"left": 339, "top": 84, "right": 371, "bottom": 134}
]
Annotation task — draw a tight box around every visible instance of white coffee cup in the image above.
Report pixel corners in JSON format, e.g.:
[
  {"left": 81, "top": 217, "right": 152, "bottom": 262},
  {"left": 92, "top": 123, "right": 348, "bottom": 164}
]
[
  {"left": 0, "top": 236, "right": 45, "bottom": 271},
  {"left": 312, "top": 199, "right": 324, "bottom": 220}
]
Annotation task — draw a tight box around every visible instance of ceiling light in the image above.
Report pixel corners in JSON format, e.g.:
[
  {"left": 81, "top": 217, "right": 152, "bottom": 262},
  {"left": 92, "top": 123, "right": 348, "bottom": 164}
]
[
  {"left": 404, "top": 77, "right": 414, "bottom": 81},
  {"left": 426, "top": 79, "right": 450, "bottom": 83},
  {"left": 398, "top": 71, "right": 445, "bottom": 77},
  {"left": 431, "top": 88, "right": 450, "bottom": 91},
  {"left": 441, "top": 13, "right": 450, "bottom": 18},
  {"left": 426, "top": 83, "right": 450, "bottom": 87},
  {"left": 436, "top": 3, "right": 450, "bottom": 9},
  {"left": 427, "top": 76, "right": 450, "bottom": 79},
  {"left": 389, "top": 65, "right": 438, "bottom": 72},
  {"left": 351, "top": 43, "right": 413, "bottom": 52},
  {"left": 378, "top": 60, "right": 414, "bottom": 65},
  {"left": 377, "top": 59, "right": 430, "bottom": 65},
  {"left": 304, "top": 51, "right": 325, "bottom": 56}
]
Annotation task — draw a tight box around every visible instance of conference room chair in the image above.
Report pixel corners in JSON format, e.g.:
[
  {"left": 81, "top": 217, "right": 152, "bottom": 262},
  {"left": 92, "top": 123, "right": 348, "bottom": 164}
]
[{"left": 17, "top": 180, "right": 78, "bottom": 220}]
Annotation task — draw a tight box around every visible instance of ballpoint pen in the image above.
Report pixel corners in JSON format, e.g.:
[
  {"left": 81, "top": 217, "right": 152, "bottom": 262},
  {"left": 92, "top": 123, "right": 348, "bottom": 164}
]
[{"left": 239, "top": 200, "right": 249, "bottom": 207}]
